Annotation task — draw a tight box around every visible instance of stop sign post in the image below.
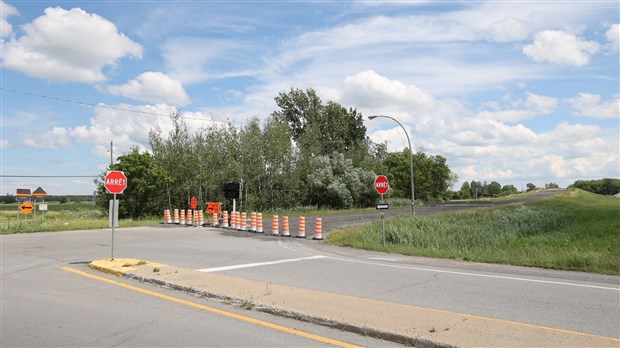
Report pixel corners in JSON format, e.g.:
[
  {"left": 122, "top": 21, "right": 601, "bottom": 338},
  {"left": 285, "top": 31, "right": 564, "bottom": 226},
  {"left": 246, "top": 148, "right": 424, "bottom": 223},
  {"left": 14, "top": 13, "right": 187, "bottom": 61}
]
[
  {"left": 374, "top": 175, "right": 389, "bottom": 197},
  {"left": 104, "top": 170, "right": 127, "bottom": 260},
  {"left": 105, "top": 170, "right": 127, "bottom": 194},
  {"left": 374, "top": 175, "right": 390, "bottom": 246}
]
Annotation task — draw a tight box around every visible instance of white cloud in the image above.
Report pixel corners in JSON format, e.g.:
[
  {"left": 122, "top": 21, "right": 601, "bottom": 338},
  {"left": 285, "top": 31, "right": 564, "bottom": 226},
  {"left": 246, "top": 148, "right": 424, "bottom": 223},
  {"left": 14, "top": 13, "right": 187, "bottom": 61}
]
[
  {"left": 476, "top": 109, "right": 537, "bottom": 123},
  {"left": 18, "top": 103, "right": 221, "bottom": 158},
  {"left": 473, "top": 92, "right": 557, "bottom": 123},
  {"left": 605, "top": 24, "right": 619, "bottom": 53},
  {"left": 107, "top": 72, "right": 190, "bottom": 106},
  {"left": 0, "top": 139, "right": 9, "bottom": 149},
  {"left": 20, "top": 127, "right": 72, "bottom": 149},
  {"left": 523, "top": 30, "right": 599, "bottom": 66},
  {"left": 162, "top": 37, "right": 257, "bottom": 85},
  {"left": 488, "top": 16, "right": 529, "bottom": 42},
  {"left": 2, "top": 6, "right": 142, "bottom": 82},
  {"left": 524, "top": 92, "right": 558, "bottom": 115},
  {"left": 1, "top": 1, "right": 18, "bottom": 38},
  {"left": 342, "top": 70, "right": 435, "bottom": 112},
  {"left": 567, "top": 93, "right": 620, "bottom": 118}
]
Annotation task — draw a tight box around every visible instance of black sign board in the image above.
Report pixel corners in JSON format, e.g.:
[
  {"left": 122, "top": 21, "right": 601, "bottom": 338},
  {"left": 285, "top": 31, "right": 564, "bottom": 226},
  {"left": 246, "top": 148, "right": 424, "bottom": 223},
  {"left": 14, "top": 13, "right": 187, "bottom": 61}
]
[
  {"left": 376, "top": 203, "right": 389, "bottom": 210},
  {"left": 224, "top": 182, "right": 240, "bottom": 199}
]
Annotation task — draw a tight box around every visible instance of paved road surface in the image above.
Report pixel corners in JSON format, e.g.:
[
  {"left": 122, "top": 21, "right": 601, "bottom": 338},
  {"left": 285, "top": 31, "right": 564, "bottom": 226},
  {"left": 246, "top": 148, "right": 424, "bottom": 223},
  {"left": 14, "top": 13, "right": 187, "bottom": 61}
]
[
  {"left": 3, "top": 189, "right": 618, "bottom": 346},
  {"left": 2, "top": 222, "right": 618, "bottom": 347}
]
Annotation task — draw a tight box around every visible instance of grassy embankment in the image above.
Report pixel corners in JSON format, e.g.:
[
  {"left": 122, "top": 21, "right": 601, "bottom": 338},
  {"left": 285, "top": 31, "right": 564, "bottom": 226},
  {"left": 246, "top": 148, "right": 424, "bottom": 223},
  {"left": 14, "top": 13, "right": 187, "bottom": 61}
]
[
  {"left": 0, "top": 202, "right": 159, "bottom": 234},
  {"left": 326, "top": 189, "right": 620, "bottom": 275}
]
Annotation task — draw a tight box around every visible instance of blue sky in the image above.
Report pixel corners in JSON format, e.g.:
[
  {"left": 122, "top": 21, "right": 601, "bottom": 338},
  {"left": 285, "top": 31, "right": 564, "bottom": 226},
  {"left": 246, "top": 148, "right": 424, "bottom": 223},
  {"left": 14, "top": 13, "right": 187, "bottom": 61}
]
[{"left": 1, "top": 1, "right": 619, "bottom": 196}]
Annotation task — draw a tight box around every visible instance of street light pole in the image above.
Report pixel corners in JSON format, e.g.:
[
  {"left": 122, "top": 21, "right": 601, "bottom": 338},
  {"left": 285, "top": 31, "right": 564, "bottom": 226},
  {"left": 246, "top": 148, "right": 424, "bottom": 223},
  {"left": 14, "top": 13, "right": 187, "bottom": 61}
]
[{"left": 368, "top": 115, "right": 415, "bottom": 214}]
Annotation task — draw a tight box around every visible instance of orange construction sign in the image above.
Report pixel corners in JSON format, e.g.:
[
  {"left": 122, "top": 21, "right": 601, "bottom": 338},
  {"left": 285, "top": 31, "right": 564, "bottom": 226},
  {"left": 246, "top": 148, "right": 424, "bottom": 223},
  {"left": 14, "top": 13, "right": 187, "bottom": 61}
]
[{"left": 19, "top": 201, "right": 34, "bottom": 215}]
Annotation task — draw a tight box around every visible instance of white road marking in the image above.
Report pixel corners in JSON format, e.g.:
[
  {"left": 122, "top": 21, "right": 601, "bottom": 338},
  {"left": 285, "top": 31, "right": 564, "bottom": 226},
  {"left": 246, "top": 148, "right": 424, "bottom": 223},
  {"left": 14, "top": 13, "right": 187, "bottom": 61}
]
[
  {"left": 327, "top": 256, "right": 620, "bottom": 291},
  {"left": 196, "top": 255, "right": 327, "bottom": 273}
]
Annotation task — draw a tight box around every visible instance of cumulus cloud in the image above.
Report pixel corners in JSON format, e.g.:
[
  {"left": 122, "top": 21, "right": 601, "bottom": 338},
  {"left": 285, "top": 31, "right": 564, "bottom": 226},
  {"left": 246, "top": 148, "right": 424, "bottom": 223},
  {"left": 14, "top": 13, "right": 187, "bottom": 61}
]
[
  {"left": 1, "top": 1, "right": 18, "bottom": 38},
  {"left": 107, "top": 72, "right": 190, "bottom": 106},
  {"left": 567, "top": 93, "right": 620, "bottom": 118},
  {"left": 0, "top": 139, "right": 9, "bottom": 149},
  {"left": 524, "top": 92, "right": 558, "bottom": 115},
  {"left": 488, "top": 16, "right": 529, "bottom": 42},
  {"left": 605, "top": 24, "right": 619, "bottom": 53},
  {"left": 474, "top": 92, "right": 557, "bottom": 122},
  {"left": 18, "top": 103, "right": 221, "bottom": 158},
  {"left": 2, "top": 6, "right": 142, "bottom": 82},
  {"left": 341, "top": 70, "right": 435, "bottom": 112},
  {"left": 20, "top": 127, "right": 72, "bottom": 149},
  {"left": 522, "top": 30, "right": 599, "bottom": 66}
]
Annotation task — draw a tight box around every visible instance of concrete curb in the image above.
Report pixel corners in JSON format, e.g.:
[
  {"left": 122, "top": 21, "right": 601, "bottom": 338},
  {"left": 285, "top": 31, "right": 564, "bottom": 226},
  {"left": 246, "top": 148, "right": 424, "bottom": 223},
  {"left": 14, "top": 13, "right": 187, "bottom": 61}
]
[
  {"left": 87, "top": 259, "right": 619, "bottom": 348},
  {"left": 122, "top": 272, "right": 453, "bottom": 348}
]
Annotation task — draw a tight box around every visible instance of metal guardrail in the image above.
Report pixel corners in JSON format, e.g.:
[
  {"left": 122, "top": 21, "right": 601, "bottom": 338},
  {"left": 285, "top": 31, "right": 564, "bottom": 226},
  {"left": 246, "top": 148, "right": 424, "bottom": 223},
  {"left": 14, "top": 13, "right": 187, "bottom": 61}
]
[{"left": 441, "top": 200, "right": 494, "bottom": 208}]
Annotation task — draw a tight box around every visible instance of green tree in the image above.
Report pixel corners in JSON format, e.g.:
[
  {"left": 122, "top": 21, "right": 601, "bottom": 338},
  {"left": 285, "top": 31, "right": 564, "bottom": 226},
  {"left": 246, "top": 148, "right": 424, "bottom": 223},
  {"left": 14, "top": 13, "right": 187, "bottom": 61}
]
[
  {"left": 501, "top": 184, "right": 518, "bottom": 196},
  {"left": 526, "top": 183, "right": 537, "bottom": 192},
  {"left": 148, "top": 112, "right": 197, "bottom": 209},
  {"left": 1, "top": 194, "right": 17, "bottom": 204},
  {"left": 459, "top": 181, "right": 471, "bottom": 199},
  {"left": 385, "top": 150, "right": 454, "bottom": 201},
  {"left": 306, "top": 153, "right": 376, "bottom": 209},
  {"left": 487, "top": 181, "right": 502, "bottom": 197},
  {"left": 272, "top": 88, "right": 366, "bottom": 156},
  {"left": 95, "top": 147, "right": 168, "bottom": 218}
]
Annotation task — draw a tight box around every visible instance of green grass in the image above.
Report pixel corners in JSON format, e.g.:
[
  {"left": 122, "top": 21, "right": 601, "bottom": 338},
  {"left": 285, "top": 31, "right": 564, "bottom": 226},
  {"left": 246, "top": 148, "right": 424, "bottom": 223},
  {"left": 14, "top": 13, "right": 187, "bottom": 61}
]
[
  {"left": 0, "top": 202, "right": 159, "bottom": 234},
  {"left": 326, "top": 189, "right": 620, "bottom": 275}
]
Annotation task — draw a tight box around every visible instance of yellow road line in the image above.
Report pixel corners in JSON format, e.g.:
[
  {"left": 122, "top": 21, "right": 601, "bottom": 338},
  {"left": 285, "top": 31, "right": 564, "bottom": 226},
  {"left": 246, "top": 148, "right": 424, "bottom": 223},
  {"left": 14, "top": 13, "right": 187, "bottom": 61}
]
[{"left": 59, "top": 266, "right": 361, "bottom": 348}]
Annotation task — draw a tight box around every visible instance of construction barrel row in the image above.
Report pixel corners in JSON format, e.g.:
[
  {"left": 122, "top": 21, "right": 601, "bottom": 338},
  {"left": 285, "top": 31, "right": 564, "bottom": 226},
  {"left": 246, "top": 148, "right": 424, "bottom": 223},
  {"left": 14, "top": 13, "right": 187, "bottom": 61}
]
[{"left": 162, "top": 209, "right": 323, "bottom": 240}]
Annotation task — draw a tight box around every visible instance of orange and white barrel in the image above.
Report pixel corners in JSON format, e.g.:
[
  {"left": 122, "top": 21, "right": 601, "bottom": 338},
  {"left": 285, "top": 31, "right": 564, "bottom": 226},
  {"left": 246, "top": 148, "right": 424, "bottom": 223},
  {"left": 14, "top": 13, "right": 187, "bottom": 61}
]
[
  {"left": 271, "top": 215, "right": 279, "bottom": 236},
  {"left": 222, "top": 211, "right": 229, "bottom": 228},
  {"left": 174, "top": 209, "right": 180, "bottom": 224},
  {"left": 312, "top": 217, "right": 323, "bottom": 240},
  {"left": 296, "top": 217, "right": 306, "bottom": 238},
  {"left": 180, "top": 209, "right": 185, "bottom": 225},
  {"left": 186, "top": 210, "right": 193, "bottom": 226},
  {"left": 256, "top": 213, "right": 263, "bottom": 233},
  {"left": 250, "top": 212, "right": 257, "bottom": 232},
  {"left": 163, "top": 210, "right": 171, "bottom": 224},
  {"left": 240, "top": 212, "right": 247, "bottom": 231},
  {"left": 281, "top": 216, "right": 290, "bottom": 237}
]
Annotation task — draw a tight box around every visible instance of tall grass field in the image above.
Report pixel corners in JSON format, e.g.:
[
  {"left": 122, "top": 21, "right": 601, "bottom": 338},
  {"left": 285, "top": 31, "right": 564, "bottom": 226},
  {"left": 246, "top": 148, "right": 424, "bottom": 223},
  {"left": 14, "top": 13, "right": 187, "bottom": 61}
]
[
  {"left": 327, "top": 189, "right": 620, "bottom": 275},
  {"left": 0, "top": 202, "right": 159, "bottom": 234}
]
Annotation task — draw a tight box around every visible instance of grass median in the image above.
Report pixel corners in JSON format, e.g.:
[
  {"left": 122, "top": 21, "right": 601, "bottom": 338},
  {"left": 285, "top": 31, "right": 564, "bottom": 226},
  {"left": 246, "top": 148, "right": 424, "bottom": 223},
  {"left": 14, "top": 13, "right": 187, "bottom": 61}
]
[{"left": 326, "top": 189, "right": 620, "bottom": 275}]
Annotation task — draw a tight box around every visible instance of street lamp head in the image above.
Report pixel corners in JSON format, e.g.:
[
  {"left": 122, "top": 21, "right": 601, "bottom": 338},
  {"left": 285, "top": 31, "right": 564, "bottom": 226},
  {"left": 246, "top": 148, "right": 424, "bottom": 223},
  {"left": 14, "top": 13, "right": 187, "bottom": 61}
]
[{"left": 368, "top": 116, "right": 378, "bottom": 120}]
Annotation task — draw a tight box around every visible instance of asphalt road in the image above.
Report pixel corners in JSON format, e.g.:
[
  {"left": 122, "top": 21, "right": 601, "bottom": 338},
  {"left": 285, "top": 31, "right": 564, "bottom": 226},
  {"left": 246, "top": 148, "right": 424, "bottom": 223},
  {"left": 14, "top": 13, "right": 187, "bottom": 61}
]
[
  {"left": 1, "top": 230, "right": 400, "bottom": 347},
  {"left": 2, "top": 190, "right": 618, "bottom": 346}
]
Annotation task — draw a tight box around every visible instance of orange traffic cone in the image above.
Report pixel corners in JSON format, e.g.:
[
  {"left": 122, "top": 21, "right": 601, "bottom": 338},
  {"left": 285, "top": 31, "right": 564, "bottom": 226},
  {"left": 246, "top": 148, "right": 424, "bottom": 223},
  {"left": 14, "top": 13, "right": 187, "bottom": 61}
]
[
  {"left": 186, "top": 210, "right": 193, "bottom": 226},
  {"left": 250, "top": 212, "right": 257, "bottom": 232},
  {"left": 240, "top": 212, "right": 247, "bottom": 231},
  {"left": 296, "top": 217, "right": 306, "bottom": 238},
  {"left": 281, "top": 216, "right": 290, "bottom": 237},
  {"left": 256, "top": 213, "right": 263, "bottom": 233},
  {"left": 271, "top": 215, "right": 279, "bottom": 236},
  {"left": 222, "top": 211, "right": 229, "bottom": 228},
  {"left": 198, "top": 210, "right": 204, "bottom": 226},
  {"left": 313, "top": 217, "right": 323, "bottom": 240},
  {"left": 212, "top": 212, "right": 218, "bottom": 227}
]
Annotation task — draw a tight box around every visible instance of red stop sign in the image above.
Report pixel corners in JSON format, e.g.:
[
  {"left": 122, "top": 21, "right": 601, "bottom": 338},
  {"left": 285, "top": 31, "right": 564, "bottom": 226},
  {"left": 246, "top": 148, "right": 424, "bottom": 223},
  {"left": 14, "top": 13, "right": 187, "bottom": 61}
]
[
  {"left": 374, "top": 175, "right": 389, "bottom": 195},
  {"left": 104, "top": 170, "right": 127, "bottom": 194}
]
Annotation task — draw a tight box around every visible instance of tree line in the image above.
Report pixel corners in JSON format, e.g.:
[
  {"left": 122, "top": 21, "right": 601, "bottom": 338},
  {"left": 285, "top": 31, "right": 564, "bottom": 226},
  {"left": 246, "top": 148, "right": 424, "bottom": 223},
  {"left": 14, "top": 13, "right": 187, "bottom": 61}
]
[{"left": 94, "top": 88, "right": 457, "bottom": 218}]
